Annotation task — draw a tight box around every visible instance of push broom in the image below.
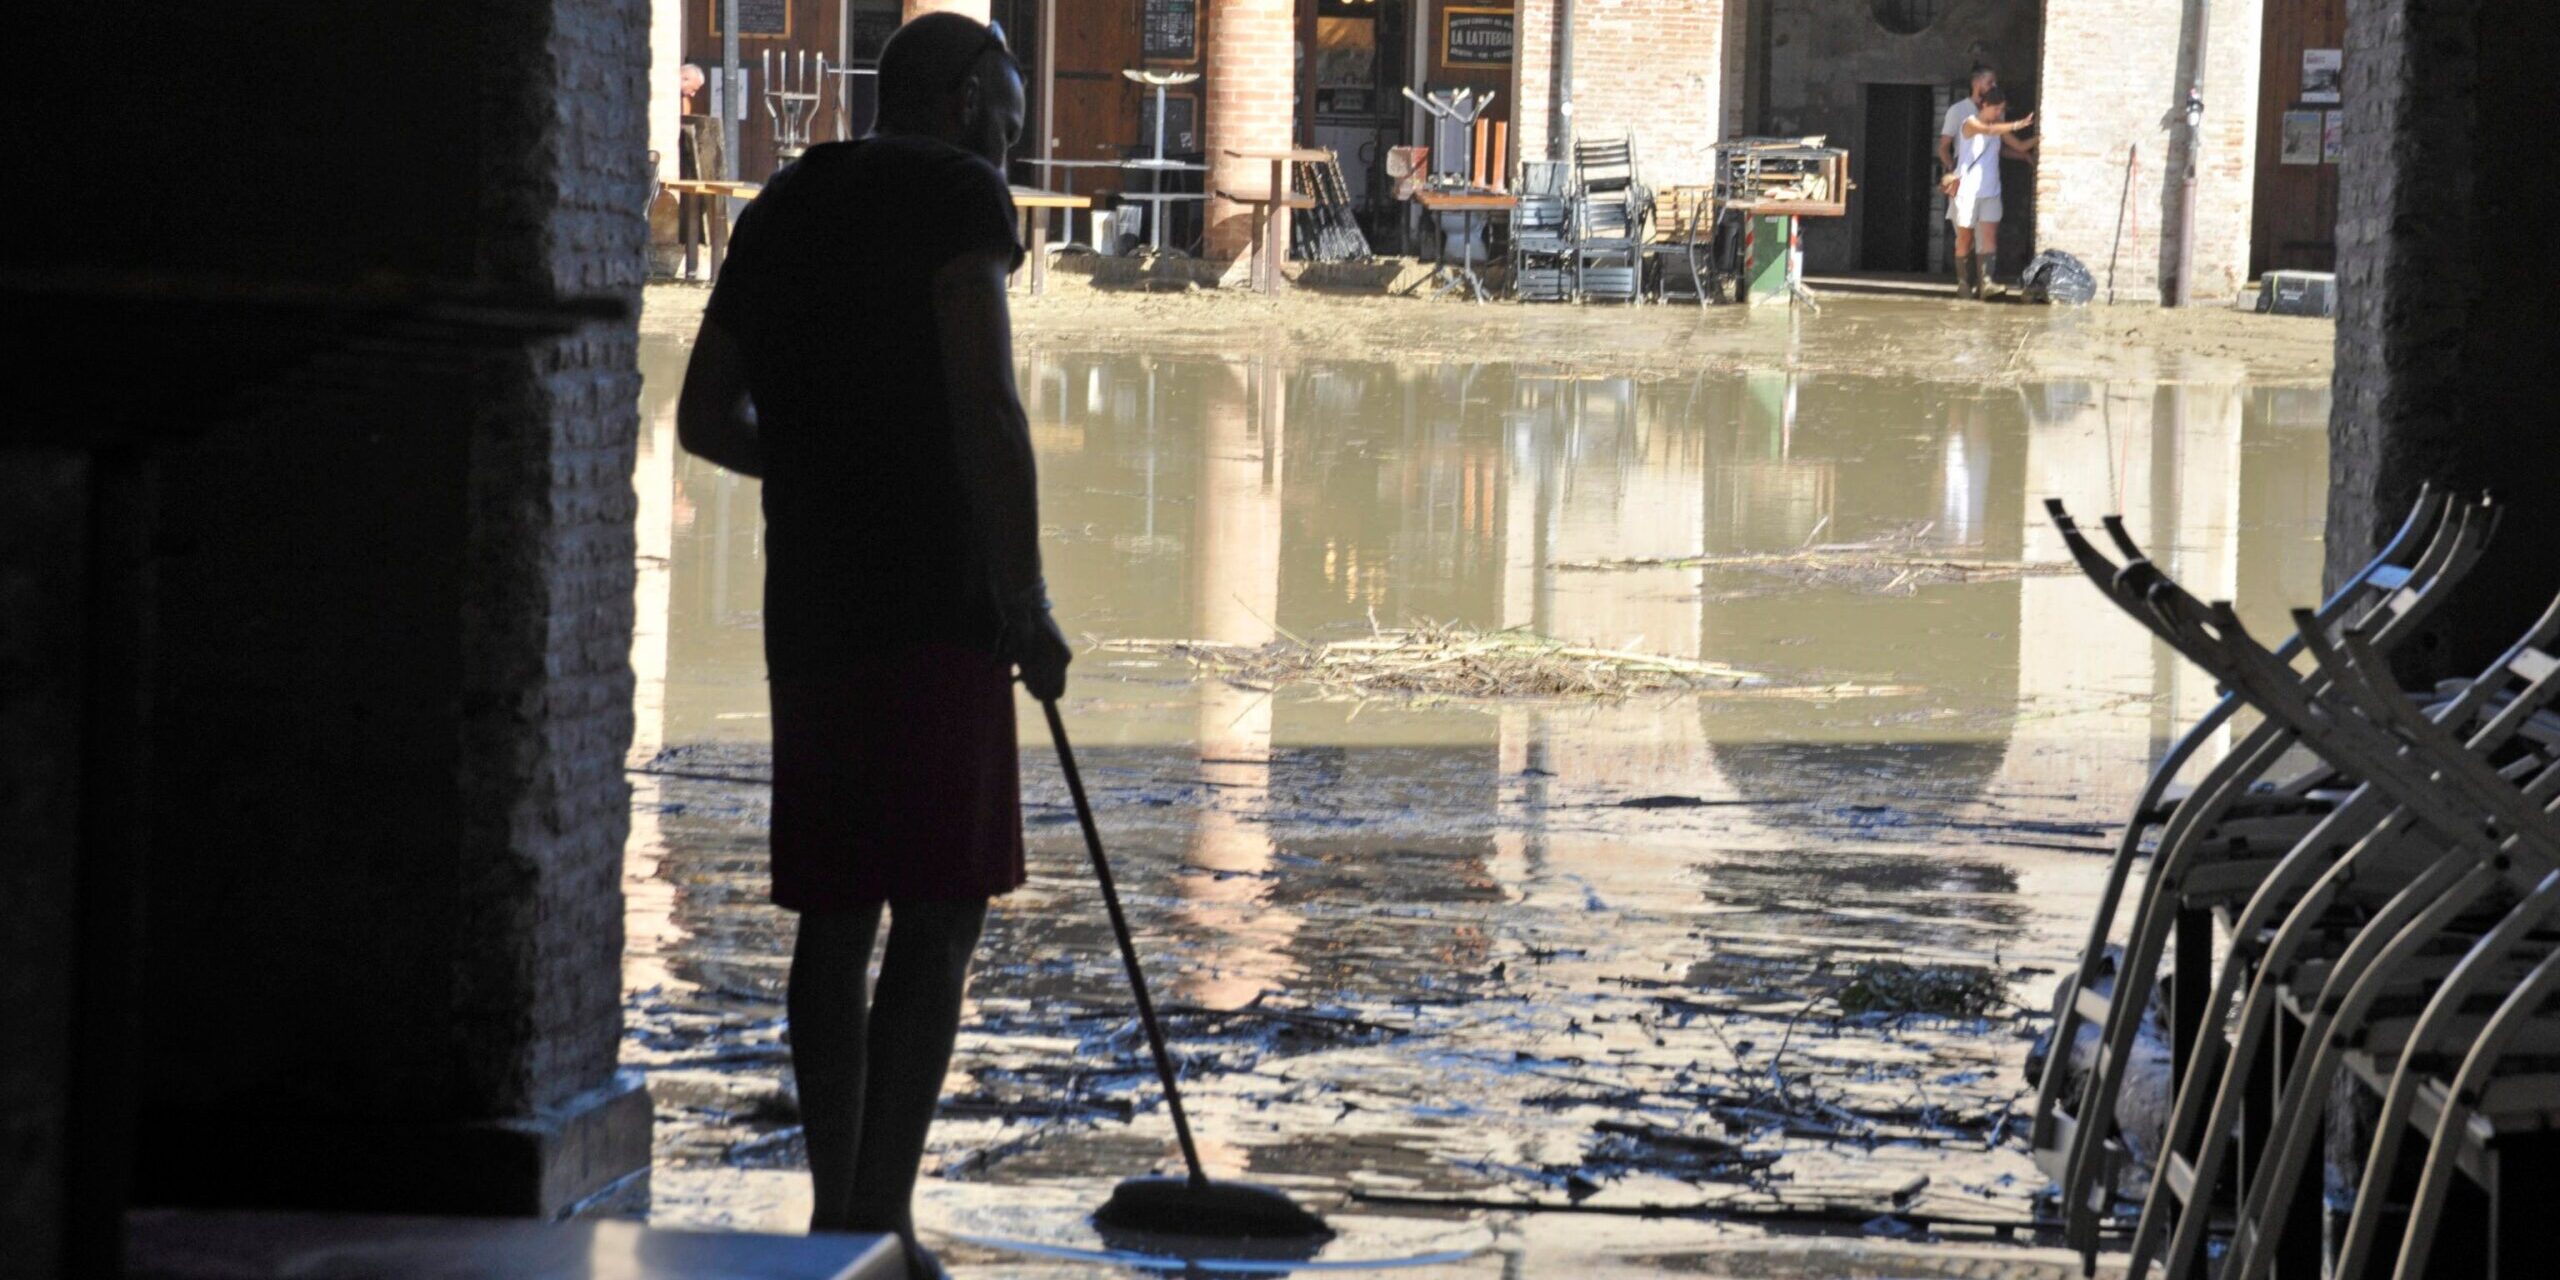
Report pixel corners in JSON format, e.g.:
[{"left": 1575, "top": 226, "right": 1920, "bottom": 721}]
[{"left": 1039, "top": 699, "right": 1334, "bottom": 1241}]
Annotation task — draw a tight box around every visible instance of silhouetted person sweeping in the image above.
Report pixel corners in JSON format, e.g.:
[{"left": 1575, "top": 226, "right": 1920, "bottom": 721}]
[{"left": 675, "top": 14, "right": 1068, "bottom": 1278}]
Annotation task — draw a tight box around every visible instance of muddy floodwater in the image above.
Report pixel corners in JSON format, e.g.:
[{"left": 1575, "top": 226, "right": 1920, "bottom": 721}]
[{"left": 623, "top": 289, "right": 2329, "bottom": 1277}]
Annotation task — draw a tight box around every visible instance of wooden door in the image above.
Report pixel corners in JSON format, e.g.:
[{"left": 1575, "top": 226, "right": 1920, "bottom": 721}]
[
  {"left": 2251, "top": 0, "right": 2346, "bottom": 276},
  {"left": 1048, "top": 1, "right": 1147, "bottom": 186},
  {"left": 1858, "top": 84, "right": 1934, "bottom": 273}
]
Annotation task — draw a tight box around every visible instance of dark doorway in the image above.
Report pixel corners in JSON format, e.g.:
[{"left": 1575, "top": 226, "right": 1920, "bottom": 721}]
[{"left": 1861, "top": 84, "right": 1936, "bottom": 272}]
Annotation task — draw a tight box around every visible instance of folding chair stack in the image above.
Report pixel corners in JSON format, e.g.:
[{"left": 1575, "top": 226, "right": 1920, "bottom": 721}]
[
  {"left": 1647, "top": 184, "right": 1721, "bottom": 306},
  {"left": 1512, "top": 159, "right": 1574, "bottom": 303},
  {"left": 1570, "top": 135, "right": 1648, "bottom": 303},
  {"left": 2032, "top": 489, "right": 2560, "bottom": 1280}
]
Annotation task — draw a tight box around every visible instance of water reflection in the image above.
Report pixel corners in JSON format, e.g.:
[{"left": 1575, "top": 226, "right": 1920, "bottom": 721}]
[{"left": 624, "top": 336, "right": 2328, "bottom": 1235}]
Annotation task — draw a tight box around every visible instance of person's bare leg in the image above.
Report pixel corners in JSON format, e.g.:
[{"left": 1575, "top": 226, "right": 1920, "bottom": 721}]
[
  {"left": 845, "top": 897, "right": 988, "bottom": 1267},
  {"left": 790, "top": 903, "right": 885, "bottom": 1233}
]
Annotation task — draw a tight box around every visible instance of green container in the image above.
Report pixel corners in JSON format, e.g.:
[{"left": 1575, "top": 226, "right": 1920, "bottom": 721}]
[{"left": 1743, "top": 213, "right": 1796, "bottom": 305}]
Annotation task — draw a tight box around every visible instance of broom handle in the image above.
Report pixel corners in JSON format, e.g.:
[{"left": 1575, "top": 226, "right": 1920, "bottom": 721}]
[{"left": 1042, "top": 699, "right": 1210, "bottom": 1189}]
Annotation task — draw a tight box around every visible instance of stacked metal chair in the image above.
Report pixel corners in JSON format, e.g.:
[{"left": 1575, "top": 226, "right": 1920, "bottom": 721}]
[
  {"left": 1511, "top": 159, "right": 1575, "bottom": 303},
  {"left": 1570, "top": 135, "right": 1648, "bottom": 303},
  {"left": 2035, "top": 490, "right": 2560, "bottom": 1279}
]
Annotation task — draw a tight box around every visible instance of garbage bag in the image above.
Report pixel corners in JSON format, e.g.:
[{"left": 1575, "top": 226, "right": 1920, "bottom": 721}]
[{"left": 2020, "top": 250, "right": 2097, "bottom": 305}]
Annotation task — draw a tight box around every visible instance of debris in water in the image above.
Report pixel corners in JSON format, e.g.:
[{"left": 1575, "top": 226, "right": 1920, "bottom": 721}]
[
  {"left": 1092, "top": 622, "right": 1914, "bottom": 703},
  {"left": 1833, "top": 960, "right": 2014, "bottom": 1019}
]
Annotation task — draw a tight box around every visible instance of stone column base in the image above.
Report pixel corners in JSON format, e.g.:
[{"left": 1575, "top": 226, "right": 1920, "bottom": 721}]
[{"left": 134, "top": 1070, "right": 651, "bottom": 1220}]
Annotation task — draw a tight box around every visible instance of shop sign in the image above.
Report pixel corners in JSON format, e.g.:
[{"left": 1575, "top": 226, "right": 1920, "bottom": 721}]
[{"left": 1441, "top": 7, "right": 1514, "bottom": 70}]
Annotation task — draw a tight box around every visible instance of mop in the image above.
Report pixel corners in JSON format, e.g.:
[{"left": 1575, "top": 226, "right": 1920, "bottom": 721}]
[{"left": 1039, "top": 700, "right": 1335, "bottom": 1241}]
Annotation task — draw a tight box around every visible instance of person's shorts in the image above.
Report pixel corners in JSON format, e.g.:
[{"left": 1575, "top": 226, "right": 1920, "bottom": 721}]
[
  {"left": 768, "top": 645, "right": 1027, "bottom": 910},
  {"left": 1949, "top": 193, "right": 2004, "bottom": 229}
]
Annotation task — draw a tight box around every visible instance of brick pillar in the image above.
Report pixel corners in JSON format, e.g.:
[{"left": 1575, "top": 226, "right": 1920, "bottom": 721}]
[
  {"left": 2325, "top": 0, "right": 2560, "bottom": 680},
  {"left": 1206, "top": 0, "right": 1295, "bottom": 260},
  {"left": 904, "top": 0, "right": 990, "bottom": 21}
]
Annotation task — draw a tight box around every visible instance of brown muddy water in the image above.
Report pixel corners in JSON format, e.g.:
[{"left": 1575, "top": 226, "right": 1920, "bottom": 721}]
[{"left": 623, "top": 315, "right": 2326, "bottom": 1277}]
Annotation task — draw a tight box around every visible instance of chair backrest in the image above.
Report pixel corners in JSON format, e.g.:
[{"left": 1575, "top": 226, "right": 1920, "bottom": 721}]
[
  {"left": 1518, "top": 160, "right": 1570, "bottom": 198},
  {"left": 1514, "top": 194, "right": 1570, "bottom": 235},
  {"left": 1574, "top": 135, "right": 1639, "bottom": 193},
  {"left": 1577, "top": 187, "right": 1647, "bottom": 244},
  {"left": 682, "top": 114, "right": 727, "bottom": 182}
]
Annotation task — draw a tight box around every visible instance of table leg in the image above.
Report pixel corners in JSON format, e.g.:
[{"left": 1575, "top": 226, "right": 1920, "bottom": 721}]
[
  {"left": 1256, "top": 204, "right": 1274, "bottom": 292},
  {"left": 1012, "top": 210, "right": 1030, "bottom": 292},
  {"left": 1267, "top": 159, "right": 1288, "bottom": 293},
  {"left": 680, "top": 193, "right": 700, "bottom": 282},
  {"left": 1030, "top": 214, "right": 1051, "bottom": 295},
  {"left": 708, "top": 194, "right": 731, "bottom": 284}
]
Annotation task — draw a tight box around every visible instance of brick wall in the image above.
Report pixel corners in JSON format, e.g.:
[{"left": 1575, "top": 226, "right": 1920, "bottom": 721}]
[
  {"left": 1206, "top": 0, "right": 1296, "bottom": 259},
  {"left": 1513, "top": 0, "right": 1729, "bottom": 191},
  {"left": 2038, "top": 0, "right": 2263, "bottom": 303}
]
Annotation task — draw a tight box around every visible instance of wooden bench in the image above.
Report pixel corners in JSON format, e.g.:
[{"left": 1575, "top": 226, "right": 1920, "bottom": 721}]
[
  {"left": 1010, "top": 187, "right": 1092, "bottom": 296},
  {"left": 661, "top": 179, "right": 761, "bottom": 284},
  {"left": 1218, "top": 147, "right": 1331, "bottom": 292}
]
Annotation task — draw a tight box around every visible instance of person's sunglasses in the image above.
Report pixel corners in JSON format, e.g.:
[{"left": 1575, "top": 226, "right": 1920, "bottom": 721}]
[{"left": 948, "top": 19, "right": 1018, "bottom": 92}]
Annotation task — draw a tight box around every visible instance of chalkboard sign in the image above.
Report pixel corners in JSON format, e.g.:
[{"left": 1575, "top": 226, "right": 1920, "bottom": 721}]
[
  {"left": 1440, "top": 7, "right": 1514, "bottom": 69},
  {"left": 848, "top": 9, "right": 899, "bottom": 62},
  {"left": 712, "top": 0, "right": 792, "bottom": 38},
  {"left": 1139, "top": 92, "right": 1199, "bottom": 154},
  {"left": 1143, "top": 0, "right": 1199, "bottom": 63}
]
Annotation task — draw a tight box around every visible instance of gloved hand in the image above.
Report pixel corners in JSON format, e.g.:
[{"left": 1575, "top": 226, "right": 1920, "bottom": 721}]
[{"left": 1000, "top": 580, "right": 1073, "bottom": 702}]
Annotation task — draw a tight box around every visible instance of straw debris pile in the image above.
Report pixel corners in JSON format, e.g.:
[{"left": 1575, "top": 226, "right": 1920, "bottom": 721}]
[
  {"left": 1559, "top": 531, "right": 2074, "bottom": 597},
  {"left": 1093, "top": 623, "right": 1915, "bottom": 704}
]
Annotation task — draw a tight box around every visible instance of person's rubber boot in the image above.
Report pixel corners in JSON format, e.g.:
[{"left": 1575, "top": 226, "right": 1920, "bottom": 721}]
[
  {"left": 1980, "top": 259, "right": 2004, "bottom": 301},
  {"left": 1955, "top": 254, "right": 1977, "bottom": 301}
]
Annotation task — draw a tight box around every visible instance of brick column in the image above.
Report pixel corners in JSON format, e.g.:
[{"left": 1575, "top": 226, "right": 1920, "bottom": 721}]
[
  {"left": 2325, "top": 0, "right": 2559, "bottom": 680},
  {"left": 904, "top": 0, "right": 990, "bottom": 21},
  {"left": 1205, "top": 0, "right": 1295, "bottom": 260}
]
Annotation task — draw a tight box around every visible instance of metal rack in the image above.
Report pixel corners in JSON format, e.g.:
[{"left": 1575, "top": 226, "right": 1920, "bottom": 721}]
[{"left": 1712, "top": 138, "right": 1850, "bottom": 218}]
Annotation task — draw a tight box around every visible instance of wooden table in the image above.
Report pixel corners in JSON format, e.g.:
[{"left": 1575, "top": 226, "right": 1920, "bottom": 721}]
[
  {"left": 1219, "top": 147, "right": 1332, "bottom": 292},
  {"left": 1010, "top": 188, "right": 1091, "bottom": 295},
  {"left": 1414, "top": 190, "right": 1517, "bottom": 303},
  {"left": 661, "top": 179, "right": 761, "bottom": 283}
]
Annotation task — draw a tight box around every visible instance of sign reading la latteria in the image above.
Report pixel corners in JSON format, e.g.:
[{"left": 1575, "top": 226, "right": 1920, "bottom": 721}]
[{"left": 1441, "top": 7, "right": 1514, "bottom": 70}]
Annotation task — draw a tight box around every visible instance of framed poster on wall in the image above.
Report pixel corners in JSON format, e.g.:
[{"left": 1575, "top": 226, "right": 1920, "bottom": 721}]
[
  {"left": 1439, "top": 6, "right": 1514, "bottom": 71},
  {"left": 2301, "top": 49, "right": 2342, "bottom": 104},
  {"left": 2280, "top": 110, "right": 2322, "bottom": 165},
  {"left": 1143, "top": 0, "right": 1200, "bottom": 64}
]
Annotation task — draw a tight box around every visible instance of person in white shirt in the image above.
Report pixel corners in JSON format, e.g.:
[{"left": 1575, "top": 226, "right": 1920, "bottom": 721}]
[{"left": 1946, "top": 85, "right": 2037, "bottom": 299}]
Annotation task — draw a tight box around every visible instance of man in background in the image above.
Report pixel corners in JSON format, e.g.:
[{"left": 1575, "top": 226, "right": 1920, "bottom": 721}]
[
  {"left": 677, "top": 14, "right": 1066, "bottom": 1278},
  {"left": 1937, "top": 66, "right": 1998, "bottom": 181}
]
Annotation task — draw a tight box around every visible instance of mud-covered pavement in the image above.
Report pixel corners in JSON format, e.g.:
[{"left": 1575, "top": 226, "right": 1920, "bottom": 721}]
[{"left": 623, "top": 284, "right": 2328, "bottom": 1276}]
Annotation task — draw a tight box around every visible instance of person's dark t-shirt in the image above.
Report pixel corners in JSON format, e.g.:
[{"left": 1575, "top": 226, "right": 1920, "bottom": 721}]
[{"left": 705, "top": 134, "right": 1022, "bottom": 677}]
